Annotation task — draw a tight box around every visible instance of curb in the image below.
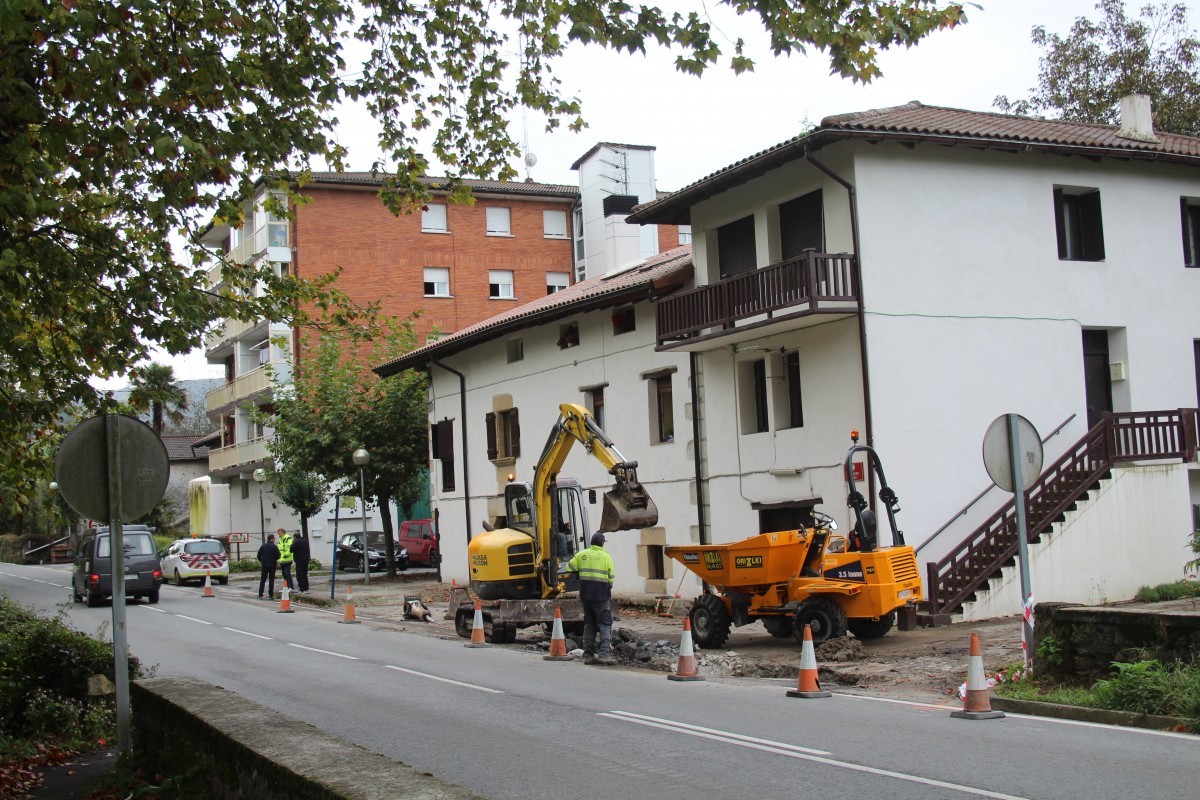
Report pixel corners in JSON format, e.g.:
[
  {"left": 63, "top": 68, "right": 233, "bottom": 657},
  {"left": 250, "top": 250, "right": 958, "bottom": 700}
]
[{"left": 988, "top": 695, "right": 1194, "bottom": 732}]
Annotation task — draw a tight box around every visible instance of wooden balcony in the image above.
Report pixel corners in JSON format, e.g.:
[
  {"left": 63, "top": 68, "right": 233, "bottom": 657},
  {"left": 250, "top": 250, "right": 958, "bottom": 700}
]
[
  {"left": 208, "top": 437, "right": 272, "bottom": 474},
  {"left": 655, "top": 251, "right": 859, "bottom": 350}
]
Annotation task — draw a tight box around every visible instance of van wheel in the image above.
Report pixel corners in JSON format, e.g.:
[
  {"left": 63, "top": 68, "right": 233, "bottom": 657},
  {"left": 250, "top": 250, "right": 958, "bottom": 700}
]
[
  {"left": 217, "top": 577, "right": 228, "bottom": 586},
  {"left": 428, "top": 550, "right": 439, "bottom": 566},
  {"left": 86, "top": 592, "right": 102, "bottom": 608},
  {"left": 72, "top": 584, "right": 82, "bottom": 603},
  {"left": 148, "top": 589, "right": 160, "bottom": 605},
  {"left": 173, "top": 569, "right": 184, "bottom": 586}
]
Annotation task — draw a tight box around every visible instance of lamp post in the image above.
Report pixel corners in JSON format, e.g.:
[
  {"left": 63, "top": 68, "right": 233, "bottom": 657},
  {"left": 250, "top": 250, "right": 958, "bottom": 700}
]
[
  {"left": 253, "top": 468, "right": 266, "bottom": 546},
  {"left": 352, "top": 448, "right": 370, "bottom": 584}
]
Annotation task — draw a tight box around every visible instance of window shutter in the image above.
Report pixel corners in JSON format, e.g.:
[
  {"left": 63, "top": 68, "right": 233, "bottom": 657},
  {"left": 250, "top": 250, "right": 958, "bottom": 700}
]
[
  {"left": 485, "top": 412, "right": 498, "bottom": 460},
  {"left": 1183, "top": 198, "right": 1194, "bottom": 266},
  {"left": 430, "top": 425, "right": 440, "bottom": 460},
  {"left": 511, "top": 408, "right": 521, "bottom": 458},
  {"left": 1053, "top": 188, "right": 1068, "bottom": 260},
  {"left": 718, "top": 215, "right": 757, "bottom": 279},
  {"left": 1080, "top": 191, "right": 1105, "bottom": 261},
  {"left": 780, "top": 190, "right": 824, "bottom": 259},
  {"left": 434, "top": 420, "right": 453, "bottom": 460}
]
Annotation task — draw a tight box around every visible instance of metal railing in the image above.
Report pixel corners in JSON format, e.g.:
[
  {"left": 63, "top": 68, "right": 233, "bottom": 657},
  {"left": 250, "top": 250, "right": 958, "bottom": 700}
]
[
  {"left": 925, "top": 409, "right": 1199, "bottom": 618},
  {"left": 656, "top": 251, "right": 858, "bottom": 344}
]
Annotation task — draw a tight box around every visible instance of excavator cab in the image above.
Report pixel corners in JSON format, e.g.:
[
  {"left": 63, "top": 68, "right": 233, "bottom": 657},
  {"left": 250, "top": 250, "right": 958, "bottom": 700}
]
[{"left": 598, "top": 462, "right": 659, "bottom": 532}]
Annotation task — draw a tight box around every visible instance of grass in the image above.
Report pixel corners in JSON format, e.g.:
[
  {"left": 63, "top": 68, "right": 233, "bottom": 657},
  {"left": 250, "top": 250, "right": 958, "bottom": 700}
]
[{"left": 992, "top": 657, "right": 1200, "bottom": 732}]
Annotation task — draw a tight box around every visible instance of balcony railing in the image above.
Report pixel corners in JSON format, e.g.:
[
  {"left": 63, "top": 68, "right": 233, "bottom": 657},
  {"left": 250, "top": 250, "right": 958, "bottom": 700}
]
[
  {"left": 204, "top": 317, "right": 262, "bottom": 353},
  {"left": 206, "top": 362, "right": 291, "bottom": 413},
  {"left": 656, "top": 251, "right": 858, "bottom": 347},
  {"left": 207, "top": 437, "right": 271, "bottom": 473}
]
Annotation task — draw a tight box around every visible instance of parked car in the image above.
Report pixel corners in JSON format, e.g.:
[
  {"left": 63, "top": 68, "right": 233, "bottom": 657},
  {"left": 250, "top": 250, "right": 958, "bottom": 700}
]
[
  {"left": 71, "top": 525, "right": 163, "bottom": 606},
  {"left": 337, "top": 531, "right": 409, "bottom": 572},
  {"left": 398, "top": 519, "right": 439, "bottom": 566},
  {"left": 160, "top": 537, "right": 230, "bottom": 586}
]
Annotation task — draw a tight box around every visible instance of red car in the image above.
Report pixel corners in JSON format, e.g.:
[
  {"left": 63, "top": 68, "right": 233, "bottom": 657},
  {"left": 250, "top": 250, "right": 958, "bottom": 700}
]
[{"left": 398, "top": 519, "right": 439, "bottom": 566}]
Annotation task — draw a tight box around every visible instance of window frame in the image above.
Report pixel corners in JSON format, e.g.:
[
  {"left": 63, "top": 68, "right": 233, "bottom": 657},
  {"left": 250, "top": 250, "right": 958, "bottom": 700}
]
[
  {"left": 486, "top": 206, "right": 512, "bottom": 237},
  {"left": 422, "top": 203, "right": 448, "bottom": 233},
  {"left": 1053, "top": 186, "right": 1105, "bottom": 262},
  {"left": 1182, "top": 197, "right": 1200, "bottom": 267},
  {"left": 543, "top": 209, "right": 568, "bottom": 239},
  {"left": 423, "top": 267, "right": 450, "bottom": 297},
  {"left": 488, "top": 269, "right": 515, "bottom": 299},
  {"left": 546, "top": 271, "right": 570, "bottom": 294},
  {"left": 486, "top": 407, "right": 521, "bottom": 462}
]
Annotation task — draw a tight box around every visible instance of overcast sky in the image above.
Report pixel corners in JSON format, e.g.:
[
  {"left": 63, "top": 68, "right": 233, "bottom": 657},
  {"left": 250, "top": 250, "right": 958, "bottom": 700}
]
[{"left": 129, "top": 0, "right": 1195, "bottom": 385}]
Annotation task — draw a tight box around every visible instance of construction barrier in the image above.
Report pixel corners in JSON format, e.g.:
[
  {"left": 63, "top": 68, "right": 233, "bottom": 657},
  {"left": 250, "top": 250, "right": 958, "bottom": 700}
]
[
  {"left": 666, "top": 617, "right": 704, "bottom": 682},
  {"left": 786, "top": 623, "right": 831, "bottom": 698},
  {"left": 951, "top": 632, "right": 1005, "bottom": 720}
]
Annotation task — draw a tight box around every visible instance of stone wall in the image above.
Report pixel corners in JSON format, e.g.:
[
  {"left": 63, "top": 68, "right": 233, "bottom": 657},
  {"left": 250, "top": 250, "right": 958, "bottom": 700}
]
[{"left": 1033, "top": 601, "right": 1200, "bottom": 683}]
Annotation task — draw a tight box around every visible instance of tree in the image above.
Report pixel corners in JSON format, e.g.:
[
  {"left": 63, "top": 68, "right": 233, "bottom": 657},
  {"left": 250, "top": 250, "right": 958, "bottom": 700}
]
[
  {"left": 264, "top": 322, "right": 428, "bottom": 577},
  {"left": 0, "top": 0, "right": 967, "bottom": 498},
  {"left": 127, "top": 363, "right": 189, "bottom": 438},
  {"left": 995, "top": 1, "right": 1200, "bottom": 135},
  {"left": 274, "top": 468, "right": 328, "bottom": 540}
]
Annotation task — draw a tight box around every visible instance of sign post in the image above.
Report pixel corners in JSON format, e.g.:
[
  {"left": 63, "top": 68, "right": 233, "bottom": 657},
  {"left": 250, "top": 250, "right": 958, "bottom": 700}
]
[{"left": 982, "top": 413, "right": 1042, "bottom": 668}]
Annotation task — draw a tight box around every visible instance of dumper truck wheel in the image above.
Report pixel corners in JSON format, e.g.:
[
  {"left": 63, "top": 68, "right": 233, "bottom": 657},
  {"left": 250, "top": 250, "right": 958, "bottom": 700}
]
[
  {"left": 848, "top": 611, "right": 895, "bottom": 640},
  {"left": 794, "top": 597, "right": 848, "bottom": 645},
  {"left": 761, "top": 617, "right": 792, "bottom": 638},
  {"left": 690, "top": 594, "right": 731, "bottom": 648}
]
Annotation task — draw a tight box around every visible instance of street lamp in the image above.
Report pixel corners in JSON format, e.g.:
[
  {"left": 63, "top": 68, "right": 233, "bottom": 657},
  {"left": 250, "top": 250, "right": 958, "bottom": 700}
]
[
  {"left": 253, "top": 468, "right": 266, "bottom": 547},
  {"left": 352, "top": 448, "right": 370, "bottom": 585}
]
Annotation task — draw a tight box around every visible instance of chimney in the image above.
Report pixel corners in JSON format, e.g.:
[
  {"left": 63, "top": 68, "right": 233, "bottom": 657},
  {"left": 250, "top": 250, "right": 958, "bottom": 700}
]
[{"left": 1117, "top": 94, "right": 1158, "bottom": 143}]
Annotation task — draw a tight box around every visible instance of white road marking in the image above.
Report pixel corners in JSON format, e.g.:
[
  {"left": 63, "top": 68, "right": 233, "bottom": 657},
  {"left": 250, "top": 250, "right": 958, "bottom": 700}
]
[
  {"left": 601, "top": 710, "right": 1031, "bottom": 800},
  {"left": 223, "top": 627, "right": 272, "bottom": 640},
  {"left": 175, "top": 615, "right": 213, "bottom": 625},
  {"left": 141, "top": 606, "right": 168, "bottom": 613},
  {"left": 385, "top": 665, "right": 504, "bottom": 694},
  {"left": 606, "top": 710, "right": 829, "bottom": 754},
  {"left": 288, "top": 643, "right": 358, "bottom": 660}
]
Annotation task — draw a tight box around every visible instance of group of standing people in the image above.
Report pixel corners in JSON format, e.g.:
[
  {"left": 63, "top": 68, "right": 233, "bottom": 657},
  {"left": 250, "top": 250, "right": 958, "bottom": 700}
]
[{"left": 256, "top": 528, "right": 311, "bottom": 599}]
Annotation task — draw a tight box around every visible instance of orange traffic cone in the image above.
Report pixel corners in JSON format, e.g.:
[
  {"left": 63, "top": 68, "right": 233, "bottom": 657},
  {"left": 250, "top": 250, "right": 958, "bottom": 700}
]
[
  {"left": 201, "top": 571, "right": 215, "bottom": 598},
  {"left": 667, "top": 617, "right": 704, "bottom": 681},
  {"left": 787, "top": 623, "right": 831, "bottom": 698},
  {"left": 465, "top": 600, "right": 491, "bottom": 648},
  {"left": 544, "top": 607, "right": 571, "bottom": 661},
  {"left": 276, "top": 585, "right": 294, "bottom": 614},
  {"left": 951, "top": 632, "right": 1005, "bottom": 720},
  {"left": 338, "top": 586, "right": 360, "bottom": 624}
]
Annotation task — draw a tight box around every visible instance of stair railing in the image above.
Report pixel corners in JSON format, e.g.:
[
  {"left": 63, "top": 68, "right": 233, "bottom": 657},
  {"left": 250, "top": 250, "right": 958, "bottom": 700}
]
[{"left": 925, "top": 409, "right": 1199, "bottom": 619}]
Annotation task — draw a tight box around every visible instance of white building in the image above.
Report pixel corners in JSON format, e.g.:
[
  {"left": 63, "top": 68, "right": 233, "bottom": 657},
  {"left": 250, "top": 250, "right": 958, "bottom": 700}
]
[{"left": 381, "top": 99, "right": 1200, "bottom": 620}]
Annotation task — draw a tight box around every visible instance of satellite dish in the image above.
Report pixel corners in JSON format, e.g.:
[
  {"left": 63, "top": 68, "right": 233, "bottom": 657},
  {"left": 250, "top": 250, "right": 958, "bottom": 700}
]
[{"left": 524, "top": 152, "right": 538, "bottom": 168}]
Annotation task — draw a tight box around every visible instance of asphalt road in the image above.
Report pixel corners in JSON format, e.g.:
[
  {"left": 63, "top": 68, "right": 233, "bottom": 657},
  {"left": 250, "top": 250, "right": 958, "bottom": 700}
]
[{"left": 3, "top": 562, "right": 1197, "bottom": 800}]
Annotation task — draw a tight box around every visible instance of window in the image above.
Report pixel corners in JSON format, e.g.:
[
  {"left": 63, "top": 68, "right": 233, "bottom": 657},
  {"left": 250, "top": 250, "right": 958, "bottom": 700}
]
[
  {"left": 611, "top": 306, "right": 636, "bottom": 335},
  {"left": 544, "top": 210, "right": 568, "bottom": 239},
  {"left": 486, "top": 407, "right": 521, "bottom": 461},
  {"left": 1053, "top": 187, "right": 1105, "bottom": 261},
  {"left": 584, "top": 385, "right": 606, "bottom": 431},
  {"left": 1182, "top": 197, "right": 1200, "bottom": 267},
  {"left": 739, "top": 359, "right": 769, "bottom": 434},
  {"left": 489, "top": 270, "right": 514, "bottom": 299},
  {"left": 423, "top": 267, "right": 450, "bottom": 297},
  {"left": 506, "top": 338, "right": 524, "bottom": 363},
  {"left": 644, "top": 371, "right": 675, "bottom": 443},
  {"left": 267, "top": 212, "right": 288, "bottom": 248},
  {"left": 573, "top": 207, "right": 585, "bottom": 262},
  {"left": 546, "top": 271, "right": 570, "bottom": 294},
  {"left": 557, "top": 321, "right": 579, "bottom": 349},
  {"left": 780, "top": 351, "right": 804, "bottom": 429},
  {"left": 718, "top": 215, "right": 757, "bottom": 279},
  {"left": 422, "top": 203, "right": 448, "bottom": 233},
  {"left": 678, "top": 226, "right": 692, "bottom": 245},
  {"left": 647, "top": 544, "right": 665, "bottom": 580},
  {"left": 486, "top": 206, "right": 512, "bottom": 236},
  {"left": 780, "top": 189, "right": 824, "bottom": 258}
]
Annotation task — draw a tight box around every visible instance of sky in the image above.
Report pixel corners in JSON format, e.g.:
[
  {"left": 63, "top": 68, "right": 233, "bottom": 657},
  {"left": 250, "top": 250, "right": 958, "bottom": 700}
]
[{"left": 117, "top": 0, "right": 1192, "bottom": 386}]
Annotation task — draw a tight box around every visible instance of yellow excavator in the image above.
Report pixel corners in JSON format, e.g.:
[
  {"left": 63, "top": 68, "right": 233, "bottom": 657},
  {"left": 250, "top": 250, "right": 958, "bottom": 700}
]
[{"left": 453, "top": 403, "right": 658, "bottom": 642}]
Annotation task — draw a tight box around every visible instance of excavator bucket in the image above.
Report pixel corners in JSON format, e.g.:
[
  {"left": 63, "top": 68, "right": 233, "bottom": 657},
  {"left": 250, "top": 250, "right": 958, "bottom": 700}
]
[{"left": 599, "top": 477, "right": 659, "bottom": 532}]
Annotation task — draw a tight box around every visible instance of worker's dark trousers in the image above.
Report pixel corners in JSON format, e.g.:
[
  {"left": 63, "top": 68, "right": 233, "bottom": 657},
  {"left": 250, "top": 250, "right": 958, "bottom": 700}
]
[{"left": 582, "top": 599, "right": 613, "bottom": 657}]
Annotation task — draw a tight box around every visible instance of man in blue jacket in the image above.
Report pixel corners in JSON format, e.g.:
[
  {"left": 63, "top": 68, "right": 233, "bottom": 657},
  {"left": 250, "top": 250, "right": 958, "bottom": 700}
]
[
  {"left": 256, "top": 533, "right": 280, "bottom": 600},
  {"left": 566, "top": 532, "right": 616, "bottom": 665}
]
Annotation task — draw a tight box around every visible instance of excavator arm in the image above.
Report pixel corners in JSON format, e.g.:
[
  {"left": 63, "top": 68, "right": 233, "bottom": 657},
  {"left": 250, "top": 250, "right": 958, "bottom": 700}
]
[{"left": 533, "top": 403, "right": 659, "bottom": 537}]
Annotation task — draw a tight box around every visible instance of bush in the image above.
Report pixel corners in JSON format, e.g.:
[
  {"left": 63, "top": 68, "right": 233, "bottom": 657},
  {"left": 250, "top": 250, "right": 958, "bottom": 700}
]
[
  {"left": 0, "top": 596, "right": 142, "bottom": 745},
  {"left": 1135, "top": 581, "right": 1200, "bottom": 603}
]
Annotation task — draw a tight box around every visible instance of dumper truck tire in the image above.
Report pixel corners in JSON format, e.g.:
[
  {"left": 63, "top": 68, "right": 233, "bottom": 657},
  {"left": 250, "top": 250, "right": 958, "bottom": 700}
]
[
  {"left": 848, "top": 611, "right": 895, "bottom": 640},
  {"left": 689, "top": 594, "right": 731, "bottom": 648},
  {"left": 794, "top": 597, "right": 848, "bottom": 645},
  {"left": 761, "top": 616, "right": 792, "bottom": 638}
]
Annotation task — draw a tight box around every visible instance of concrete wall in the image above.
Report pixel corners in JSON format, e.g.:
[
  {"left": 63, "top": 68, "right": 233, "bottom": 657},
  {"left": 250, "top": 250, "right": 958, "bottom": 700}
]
[{"left": 132, "top": 676, "right": 480, "bottom": 800}]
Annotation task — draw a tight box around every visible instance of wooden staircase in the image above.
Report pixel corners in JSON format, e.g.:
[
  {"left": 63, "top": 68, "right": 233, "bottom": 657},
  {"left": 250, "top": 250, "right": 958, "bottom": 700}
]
[{"left": 921, "top": 409, "right": 1199, "bottom": 625}]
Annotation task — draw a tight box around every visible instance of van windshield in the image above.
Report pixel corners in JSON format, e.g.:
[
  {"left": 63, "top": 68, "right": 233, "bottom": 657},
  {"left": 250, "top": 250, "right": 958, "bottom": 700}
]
[
  {"left": 184, "top": 541, "right": 224, "bottom": 555},
  {"left": 97, "top": 533, "right": 156, "bottom": 558}
]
